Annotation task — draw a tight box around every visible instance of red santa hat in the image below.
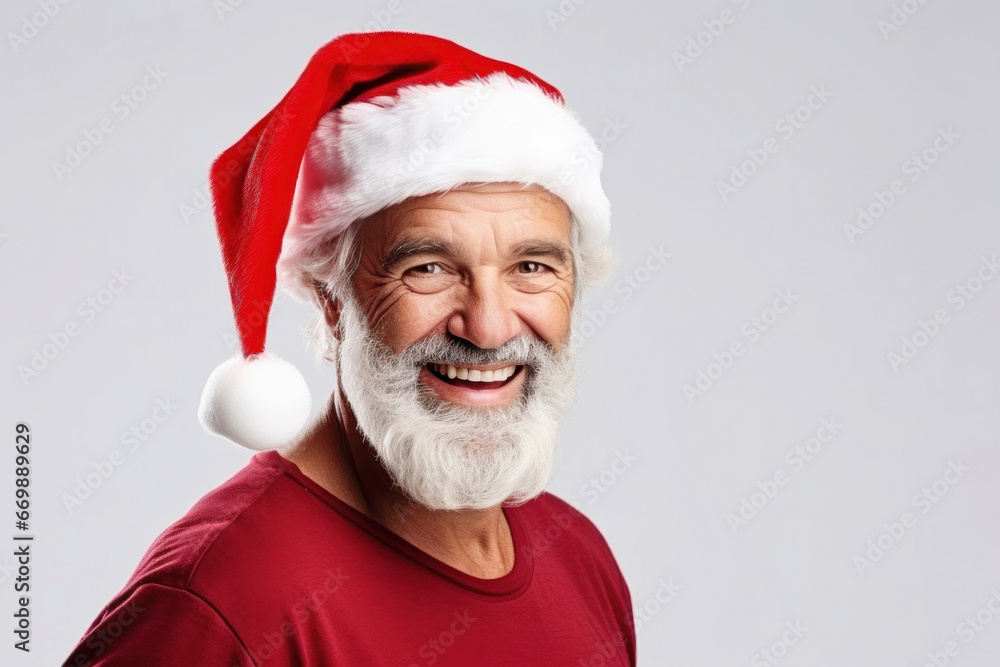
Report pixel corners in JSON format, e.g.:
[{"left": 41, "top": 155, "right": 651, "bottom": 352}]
[{"left": 198, "top": 31, "right": 610, "bottom": 451}]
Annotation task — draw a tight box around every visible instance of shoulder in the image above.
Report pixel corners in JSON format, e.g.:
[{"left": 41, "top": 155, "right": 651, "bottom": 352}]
[
  {"left": 123, "top": 451, "right": 289, "bottom": 592},
  {"left": 518, "top": 490, "right": 610, "bottom": 543},
  {"left": 519, "top": 491, "right": 636, "bottom": 659},
  {"left": 65, "top": 582, "right": 254, "bottom": 666},
  {"left": 515, "top": 491, "right": 635, "bottom": 640},
  {"left": 66, "top": 452, "right": 290, "bottom": 666},
  {"left": 518, "top": 491, "right": 623, "bottom": 587}
]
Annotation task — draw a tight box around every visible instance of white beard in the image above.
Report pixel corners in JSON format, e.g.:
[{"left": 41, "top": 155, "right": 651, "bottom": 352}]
[{"left": 335, "top": 293, "right": 580, "bottom": 511}]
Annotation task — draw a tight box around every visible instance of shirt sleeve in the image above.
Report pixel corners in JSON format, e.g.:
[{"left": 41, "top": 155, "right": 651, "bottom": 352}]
[
  {"left": 64, "top": 583, "right": 254, "bottom": 667},
  {"left": 616, "top": 566, "right": 638, "bottom": 666}
]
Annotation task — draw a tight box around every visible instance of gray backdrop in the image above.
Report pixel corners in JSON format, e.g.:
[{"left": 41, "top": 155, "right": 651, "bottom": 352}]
[{"left": 2, "top": 0, "right": 999, "bottom": 664}]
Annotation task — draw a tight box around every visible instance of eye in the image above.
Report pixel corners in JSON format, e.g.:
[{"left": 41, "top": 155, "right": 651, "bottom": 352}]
[
  {"left": 519, "top": 261, "right": 548, "bottom": 274},
  {"left": 510, "top": 260, "right": 558, "bottom": 293},
  {"left": 410, "top": 262, "right": 443, "bottom": 275},
  {"left": 401, "top": 261, "right": 457, "bottom": 294}
]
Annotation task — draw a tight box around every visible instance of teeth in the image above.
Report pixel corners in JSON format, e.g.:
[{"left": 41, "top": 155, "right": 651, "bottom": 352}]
[{"left": 432, "top": 364, "right": 519, "bottom": 382}]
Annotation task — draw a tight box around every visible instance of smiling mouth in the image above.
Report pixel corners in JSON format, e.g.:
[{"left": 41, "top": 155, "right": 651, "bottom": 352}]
[{"left": 425, "top": 363, "right": 524, "bottom": 389}]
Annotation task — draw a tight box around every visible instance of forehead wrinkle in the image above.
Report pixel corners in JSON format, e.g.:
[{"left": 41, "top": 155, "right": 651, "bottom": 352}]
[{"left": 375, "top": 189, "right": 571, "bottom": 269}]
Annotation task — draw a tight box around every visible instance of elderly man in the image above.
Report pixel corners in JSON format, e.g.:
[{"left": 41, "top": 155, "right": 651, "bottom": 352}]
[{"left": 66, "top": 32, "right": 635, "bottom": 666}]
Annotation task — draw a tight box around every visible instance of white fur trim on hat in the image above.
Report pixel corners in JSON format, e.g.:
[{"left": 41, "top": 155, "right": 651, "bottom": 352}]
[
  {"left": 198, "top": 353, "right": 312, "bottom": 451},
  {"left": 277, "top": 71, "right": 610, "bottom": 300}
]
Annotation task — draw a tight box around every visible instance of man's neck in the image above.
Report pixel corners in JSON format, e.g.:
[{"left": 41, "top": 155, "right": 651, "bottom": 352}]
[{"left": 280, "top": 393, "right": 515, "bottom": 580}]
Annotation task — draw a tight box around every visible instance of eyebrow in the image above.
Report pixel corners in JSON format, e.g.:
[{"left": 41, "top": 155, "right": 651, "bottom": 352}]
[
  {"left": 379, "top": 237, "right": 573, "bottom": 272},
  {"left": 380, "top": 238, "right": 457, "bottom": 272},
  {"left": 508, "top": 240, "right": 573, "bottom": 266}
]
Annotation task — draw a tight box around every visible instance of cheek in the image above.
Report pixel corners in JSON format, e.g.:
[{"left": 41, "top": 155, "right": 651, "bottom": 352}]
[
  {"left": 374, "top": 292, "right": 453, "bottom": 353},
  {"left": 368, "top": 286, "right": 574, "bottom": 351},
  {"left": 515, "top": 292, "right": 574, "bottom": 343}
]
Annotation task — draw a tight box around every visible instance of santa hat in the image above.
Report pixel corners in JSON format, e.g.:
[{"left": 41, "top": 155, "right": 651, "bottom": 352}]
[{"left": 198, "top": 31, "right": 611, "bottom": 451}]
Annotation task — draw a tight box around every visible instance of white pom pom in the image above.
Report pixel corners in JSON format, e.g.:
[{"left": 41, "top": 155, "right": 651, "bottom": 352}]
[{"left": 198, "top": 352, "right": 312, "bottom": 451}]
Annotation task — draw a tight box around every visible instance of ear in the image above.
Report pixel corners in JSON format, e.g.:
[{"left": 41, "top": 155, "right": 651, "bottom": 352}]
[{"left": 314, "top": 281, "right": 343, "bottom": 341}]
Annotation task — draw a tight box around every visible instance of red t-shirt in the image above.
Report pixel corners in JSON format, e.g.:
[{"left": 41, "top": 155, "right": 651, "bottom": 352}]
[{"left": 65, "top": 451, "right": 636, "bottom": 666}]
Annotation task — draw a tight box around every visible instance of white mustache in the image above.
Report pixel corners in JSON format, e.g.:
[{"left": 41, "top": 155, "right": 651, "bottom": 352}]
[{"left": 397, "top": 335, "right": 553, "bottom": 371}]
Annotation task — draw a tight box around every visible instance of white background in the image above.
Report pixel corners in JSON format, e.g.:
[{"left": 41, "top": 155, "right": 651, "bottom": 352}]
[{"left": 2, "top": 0, "right": 999, "bottom": 664}]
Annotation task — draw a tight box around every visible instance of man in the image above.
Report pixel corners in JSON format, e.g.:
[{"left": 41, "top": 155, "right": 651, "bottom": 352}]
[{"left": 66, "top": 32, "right": 635, "bottom": 666}]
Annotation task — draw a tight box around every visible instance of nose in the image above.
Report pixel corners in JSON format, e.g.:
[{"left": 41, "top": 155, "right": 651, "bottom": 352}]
[{"left": 445, "top": 273, "right": 522, "bottom": 350}]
